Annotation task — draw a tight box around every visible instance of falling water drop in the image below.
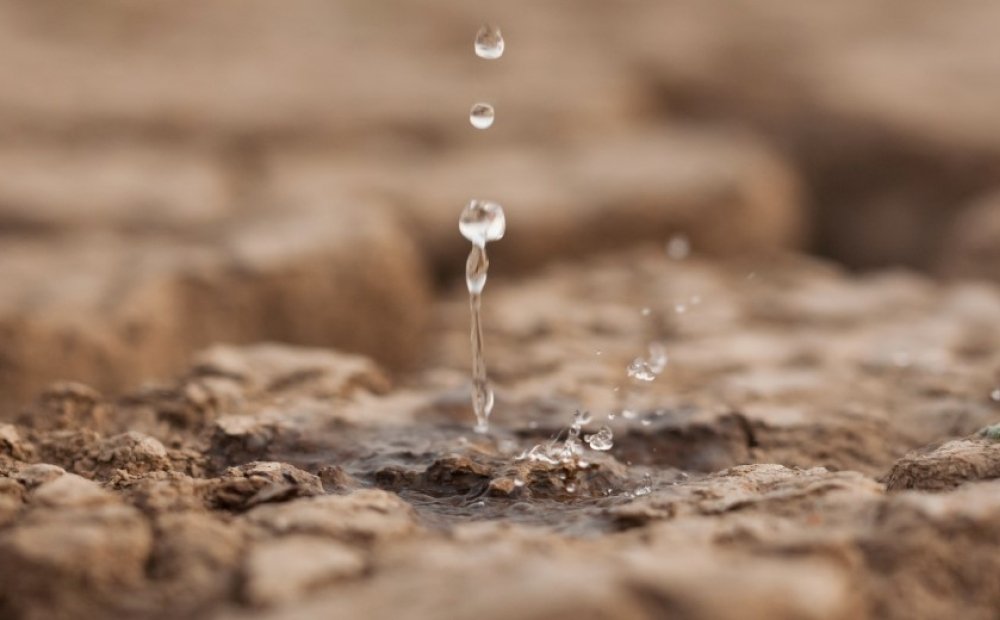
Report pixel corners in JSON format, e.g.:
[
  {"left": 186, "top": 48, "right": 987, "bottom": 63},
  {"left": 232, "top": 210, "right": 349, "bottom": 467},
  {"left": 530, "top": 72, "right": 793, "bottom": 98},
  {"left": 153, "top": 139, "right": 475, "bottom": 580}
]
[
  {"left": 474, "top": 24, "right": 505, "bottom": 59},
  {"left": 460, "top": 200, "right": 506, "bottom": 433},
  {"left": 460, "top": 200, "right": 506, "bottom": 247},
  {"left": 469, "top": 103, "right": 495, "bottom": 129}
]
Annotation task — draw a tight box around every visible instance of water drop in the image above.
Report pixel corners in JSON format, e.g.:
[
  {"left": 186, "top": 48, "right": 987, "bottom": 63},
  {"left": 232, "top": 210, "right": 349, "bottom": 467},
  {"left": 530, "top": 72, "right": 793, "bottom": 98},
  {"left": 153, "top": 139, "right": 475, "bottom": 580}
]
[
  {"left": 647, "top": 343, "right": 668, "bottom": 374},
  {"left": 627, "top": 358, "right": 655, "bottom": 382},
  {"left": 991, "top": 388, "right": 1000, "bottom": 402},
  {"left": 666, "top": 234, "right": 691, "bottom": 260},
  {"left": 474, "top": 24, "right": 505, "bottom": 59},
  {"left": 641, "top": 307, "right": 652, "bottom": 316},
  {"left": 622, "top": 409, "right": 637, "bottom": 420},
  {"left": 469, "top": 102, "right": 495, "bottom": 129},
  {"left": 565, "top": 483, "right": 576, "bottom": 493},
  {"left": 674, "top": 303, "right": 687, "bottom": 314},
  {"left": 585, "top": 426, "right": 614, "bottom": 451},
  {"left": 640, "top": 419, "right": 652, "bottom": 427},
  {"left": 459, "top": 200, "right": 506, "bottom": 247}
]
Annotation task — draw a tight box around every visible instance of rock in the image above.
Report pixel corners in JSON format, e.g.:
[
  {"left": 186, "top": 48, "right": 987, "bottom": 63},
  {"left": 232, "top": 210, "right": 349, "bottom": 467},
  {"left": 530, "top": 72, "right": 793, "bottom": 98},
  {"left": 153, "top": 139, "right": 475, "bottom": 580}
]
[
  {"left": 861, "top": 481, "right": 1000, "bottom": 619},
  {"left": 0, "top": 500, "right": 152, "bottom": 618},
  {"left": 243, "top": 536, "right": 365, "bottom": 607},
  {"left": 939, "top": 193, "right": 1000, "bottom": 284},
  {"left": 210, "top": 462, "right": 324, "bottom": 511},
  {"left": 31, "top": 473, "right": 116, "bottom": 509},
  {"left": 0, "top": 204, "right": 431, "bottom": 410},
  {"left": 148, "top": 511, "right": 245, "bottom": 610},
  {"left": 268, "top": 128, "right": 804, "bottom": 275},
  {"left": 14, "top": 463, "right": 66, "bottom": 489},
  {"left": 884, "top": 437, "right": 1000, "bottom": 491},
  {"left": 191, "top": 344, "right": 391, "bottom": 402},
  {"left": 616, "top": 0, "right": 1000, "bottom": 271},
  {"left": 244, "top": 490, "right": 419, "bottom": 543},
  {"left": 0, "top": 423, "right": 34, "bottom": 462}
]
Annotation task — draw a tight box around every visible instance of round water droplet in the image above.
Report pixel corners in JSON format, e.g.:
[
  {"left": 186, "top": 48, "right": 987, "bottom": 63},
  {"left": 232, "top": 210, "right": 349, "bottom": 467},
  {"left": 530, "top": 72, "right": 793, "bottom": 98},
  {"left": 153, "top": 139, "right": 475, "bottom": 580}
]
[
  {"left": 469, "top": 102, "right": 495, "bottom": 129},
  {"left": 474, "top": 24, "right": 505, "bottom": 59},
  {"left": 991, "top": 388, "right": 1000, "bottom": 402},
  {"left": 666, "top": 234, "right": 691, "bottom": 260},
  {"left": 585, "top": 425, "right": 614, "bottom": 451},
  {"left": 641, "top": 307, "right": 652, "bottom": 316},
  {"left": 459, "top": 199, "right": 506, "bottom": 247}
]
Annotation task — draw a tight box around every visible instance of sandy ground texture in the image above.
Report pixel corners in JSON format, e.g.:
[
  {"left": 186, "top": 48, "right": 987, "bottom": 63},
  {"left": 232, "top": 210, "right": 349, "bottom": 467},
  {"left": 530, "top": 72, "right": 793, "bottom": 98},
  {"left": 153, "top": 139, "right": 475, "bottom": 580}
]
[{"left": 2, "top": 247, "right": 999, "bottom": 620}]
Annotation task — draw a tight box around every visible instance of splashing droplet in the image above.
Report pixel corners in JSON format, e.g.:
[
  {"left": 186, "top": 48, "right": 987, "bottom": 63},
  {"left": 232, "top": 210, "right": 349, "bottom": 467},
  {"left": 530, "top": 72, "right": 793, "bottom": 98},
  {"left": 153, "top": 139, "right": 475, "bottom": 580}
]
[
  {"left": 474, "top": 24, "right": 505, "bottom": 59},
  {"left": 585, "top": 426, "right": 614, "bottom": 451},
  {"left": 666, "top": 234, "right": 691, "bottom": 260},
  {"left": 627, "top": 343, "right": 668, "bottom": 382},
  {"left": 627, "top": 358, "right": 655, "bottom": 382},
  {"left": 646, "top": 343, "right": 668, "bottom": 374},
  {"left": 469, "top": 102, "right": 495, "bottom": 129}
]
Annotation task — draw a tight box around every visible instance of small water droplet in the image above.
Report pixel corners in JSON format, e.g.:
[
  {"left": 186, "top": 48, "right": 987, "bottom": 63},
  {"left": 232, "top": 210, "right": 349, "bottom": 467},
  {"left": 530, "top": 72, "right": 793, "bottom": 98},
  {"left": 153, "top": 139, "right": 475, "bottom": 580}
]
[
  {"left": 460, "top": 200, "right": 506, "bottom": 247},
  {"left": 640, "top": 419, "right": 652, "bottom": 427},
  {"left": 622, "top": 409, "right": 637, "bottom": 420},
  {"left": 991, "top": 388, "right": 1000, "bottom": 402},
  {"left": 666, "top": 234, "right": 691, "bottom": 260},
  {"left": 513, "top": 478, "right": 525, "bottom": 488},
  {"left": 646, "top": 343, "right": 668, "bottom": 374},
  {"left": 627, "top": 358, "right": 655, "bottom": 382},
  {"left": 469, "top": 102, "right": 495, "bottom": 129},
  {"left": 607, "top": 412, "right": 616, "bottom": 420},
  {"left": 585, "top": 425, "right": 614, "bottom": 451},
  {"left": 674, "top": 303, "right": 687, "bottom": 314},
  {"left": 641, "top": 307, "right": 652, "bottom": 316},
  {"left": 474, "top": 24, "right": 505, "bottom": 59},
  {"left": 565, "top": 483, "right": 576, "bottom": 493}
]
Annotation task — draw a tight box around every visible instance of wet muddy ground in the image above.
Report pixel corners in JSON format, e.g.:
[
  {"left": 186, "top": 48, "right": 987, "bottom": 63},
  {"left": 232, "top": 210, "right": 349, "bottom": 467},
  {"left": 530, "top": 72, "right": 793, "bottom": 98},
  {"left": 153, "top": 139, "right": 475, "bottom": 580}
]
[{"left": 2, "top": 249, "right": 999, "bottom": 619}]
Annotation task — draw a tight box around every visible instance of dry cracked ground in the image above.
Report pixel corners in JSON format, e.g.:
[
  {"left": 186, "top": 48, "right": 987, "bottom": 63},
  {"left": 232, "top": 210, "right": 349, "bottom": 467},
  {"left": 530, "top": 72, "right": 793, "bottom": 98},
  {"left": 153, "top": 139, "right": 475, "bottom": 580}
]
[{"left": 3, "top": 1, "right": 1000, "bottom": 619}]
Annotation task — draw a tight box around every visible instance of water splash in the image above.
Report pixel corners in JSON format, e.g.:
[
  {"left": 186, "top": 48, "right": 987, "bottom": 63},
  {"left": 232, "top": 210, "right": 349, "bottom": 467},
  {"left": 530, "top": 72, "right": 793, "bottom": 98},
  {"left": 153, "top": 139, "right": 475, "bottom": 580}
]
[
  {"left": 627, "top": 343, "right": 668, "bottom": 382},
  {"left": 518, "top": 410, "right": 613, "bottom": 465},
  {"left": 460, "top": 200, "right": 506, "bottom": 433},
  {"left": 584, "top": 426, "right": 614, "bottom": 451},
  {"left": 469, "top": 103, "right": 495, "bottom": 129},
  {"left": 474, "top": 24, "right": 505, "bottom": 59}
]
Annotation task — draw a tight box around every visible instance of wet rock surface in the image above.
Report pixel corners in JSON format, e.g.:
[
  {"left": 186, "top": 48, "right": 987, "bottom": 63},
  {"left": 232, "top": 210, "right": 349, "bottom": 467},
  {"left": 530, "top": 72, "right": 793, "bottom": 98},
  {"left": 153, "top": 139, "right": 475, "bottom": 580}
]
[{"left": 0, "top": 250, "right": 998, "bottom": 619}]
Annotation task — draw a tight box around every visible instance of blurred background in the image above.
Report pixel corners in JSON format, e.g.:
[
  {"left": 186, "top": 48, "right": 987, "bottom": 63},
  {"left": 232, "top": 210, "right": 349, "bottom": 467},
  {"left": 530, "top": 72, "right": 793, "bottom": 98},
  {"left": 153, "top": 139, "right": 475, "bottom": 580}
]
[{"left": 2, "top": 0, "right": 1000, "bottom": 405}]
